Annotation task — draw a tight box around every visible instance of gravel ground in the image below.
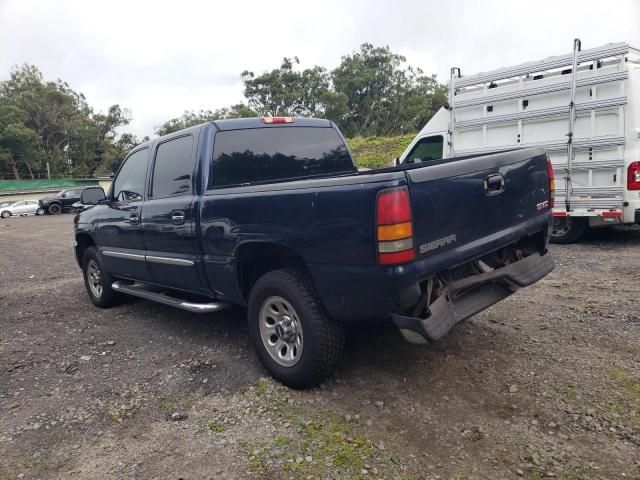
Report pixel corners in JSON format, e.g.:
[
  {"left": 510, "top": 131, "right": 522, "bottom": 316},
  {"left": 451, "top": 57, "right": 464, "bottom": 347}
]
[{"left": 0, "top": 214, "right": 638, "bottom": 480}]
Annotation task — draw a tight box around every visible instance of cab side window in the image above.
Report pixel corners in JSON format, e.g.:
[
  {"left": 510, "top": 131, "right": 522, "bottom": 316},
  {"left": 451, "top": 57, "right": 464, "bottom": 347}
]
[
  {"left": 113, "top": 148, "right": 149, "bottom": 202},
  {"left": 151, "top": 135, "right": 195, "bottom": 198},
  {"left": 405, "top": 135, "right": 444, "bottom": 164}
]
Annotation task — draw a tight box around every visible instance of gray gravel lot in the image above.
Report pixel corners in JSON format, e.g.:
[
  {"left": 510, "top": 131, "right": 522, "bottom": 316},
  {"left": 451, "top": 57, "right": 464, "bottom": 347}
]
[{"left": 0, "top": 215, "right": 638, "bottom": 479}]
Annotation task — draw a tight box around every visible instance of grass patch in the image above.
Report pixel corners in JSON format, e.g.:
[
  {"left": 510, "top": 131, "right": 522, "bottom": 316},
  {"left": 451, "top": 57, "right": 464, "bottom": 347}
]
[
  {"left": 347, "top": 135, "right": 414, "bottom": 169},
  {"left": 204, "top": 420, "right": 225, "bottom": 433},
  {"left": 102, "top": 404, "right": 121, "bottom": 423},
  {"left": 255, "top": 377, "right": 270, "bottom": 396},
  {"left": 608, "top": 367, "right": 640, "bottom": 425},
  {"left": 244, "top": 441, "right": 270, "bottom": 475},
  {"left": 240, "top": 378, "right": 413, "bottom": 478}
]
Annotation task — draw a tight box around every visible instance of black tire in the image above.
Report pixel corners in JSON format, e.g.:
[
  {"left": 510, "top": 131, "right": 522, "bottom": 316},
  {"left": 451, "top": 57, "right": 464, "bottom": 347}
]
[
  {"left": 1, "top": 210, "right": 10, "bottom": 218},
  {"left": 550, "top": 216, "right": 587, "bottom": 244},
  {"left": 82, "top": 246, "right": 122, "bottom": 308},
  {"left": 248, "top": 268, "right": 345, "bottom": 389},
  {"left": 36, "top": 207, "right": 45, "bottom": 216},
  {"left": 48, "top": 203, "right": 62, "bottom": 215}
]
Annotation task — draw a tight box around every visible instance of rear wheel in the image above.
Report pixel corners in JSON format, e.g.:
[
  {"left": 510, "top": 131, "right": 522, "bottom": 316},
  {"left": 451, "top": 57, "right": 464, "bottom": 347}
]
[
  {"left": 36, "top": 207, "right": 45, "bottom": 216},
  {"left": 550, "top": 216, "right": 587, "bottom": 244},
  {"left": 248, "top": 268, "right": 345, "bottom": 389},
  {"left": 48, "top": 203, "right": 62, "bottom": 215},
  {"left": 82, "top": 246, "right": 122, "bottom": 308},
  {"left": 1, "top": 210, "right": 10, "bottom": 218}
]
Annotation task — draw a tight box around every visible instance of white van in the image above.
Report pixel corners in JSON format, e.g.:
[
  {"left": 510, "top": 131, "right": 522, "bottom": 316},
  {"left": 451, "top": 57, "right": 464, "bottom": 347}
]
[{"left": 397, "top": 40, "right": 640, "bottom": 243}]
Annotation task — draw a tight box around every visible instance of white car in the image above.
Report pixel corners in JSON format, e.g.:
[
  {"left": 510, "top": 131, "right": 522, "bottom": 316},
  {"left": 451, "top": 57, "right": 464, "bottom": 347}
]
[{"left": 0, "top": 200, "right": 45, "bottom": 218}]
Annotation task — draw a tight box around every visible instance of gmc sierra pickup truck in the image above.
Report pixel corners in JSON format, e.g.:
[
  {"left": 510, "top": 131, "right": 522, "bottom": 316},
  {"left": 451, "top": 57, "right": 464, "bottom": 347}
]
[{"left": 74, "top": 117, "right": 554, "bottom": 388}]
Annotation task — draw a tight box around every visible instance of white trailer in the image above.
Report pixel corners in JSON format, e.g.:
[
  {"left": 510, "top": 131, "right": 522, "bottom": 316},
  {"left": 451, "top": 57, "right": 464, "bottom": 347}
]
[{"left": 398, "top": 40, "right": 640, "bottom": 243}]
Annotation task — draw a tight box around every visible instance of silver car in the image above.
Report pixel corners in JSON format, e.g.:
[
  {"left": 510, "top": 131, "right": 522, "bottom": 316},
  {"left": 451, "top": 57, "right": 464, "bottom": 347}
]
[{"left": 0, "top": 200, "right": 45, "bottom": 218}]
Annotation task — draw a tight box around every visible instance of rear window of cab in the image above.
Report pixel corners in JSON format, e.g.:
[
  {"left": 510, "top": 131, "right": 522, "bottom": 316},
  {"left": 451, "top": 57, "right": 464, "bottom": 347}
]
[{"left": 209, "top": 127, "right": 355, "bottom": 188}]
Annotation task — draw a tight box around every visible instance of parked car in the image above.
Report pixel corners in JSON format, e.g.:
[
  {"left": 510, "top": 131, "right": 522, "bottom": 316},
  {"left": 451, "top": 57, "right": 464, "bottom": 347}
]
[
  {"left": 40, "top": 188, "right": 86, "bottom": 214},
  {"left": 396, "top": 39, "right": 639, "bottom": 243},
  {"left": 1, "top": 200, "right": 45, "bottom": 217},
  {"left": 74, "top": 117, "right": 554, "bottom": 388}
]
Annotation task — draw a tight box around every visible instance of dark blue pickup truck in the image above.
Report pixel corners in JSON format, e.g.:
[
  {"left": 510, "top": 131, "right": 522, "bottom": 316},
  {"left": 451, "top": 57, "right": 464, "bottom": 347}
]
[{"left": 74, "top": 117, "right": 554, "bottom": 388}]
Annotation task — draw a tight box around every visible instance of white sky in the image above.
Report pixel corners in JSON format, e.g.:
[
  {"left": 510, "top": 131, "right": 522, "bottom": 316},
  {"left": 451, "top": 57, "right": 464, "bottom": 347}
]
[{"left": 1, "top": 0, "right": 639, "bottom": 137}]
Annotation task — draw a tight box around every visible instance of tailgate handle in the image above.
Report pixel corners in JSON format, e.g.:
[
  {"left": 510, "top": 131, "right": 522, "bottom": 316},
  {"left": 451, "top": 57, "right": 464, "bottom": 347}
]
[{"left": 484, "top": 173, "right": 505, "bottom": 195}]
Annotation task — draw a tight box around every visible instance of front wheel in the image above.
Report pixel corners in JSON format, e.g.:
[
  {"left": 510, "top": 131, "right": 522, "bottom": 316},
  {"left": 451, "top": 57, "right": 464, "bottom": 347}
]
[
  {"left": 82, "top": 246, "right": 122, "bottom": 308},
  {"left": 550, "top": 216, "right": 587, "bottom": 244},
  {"left": 1, "top": 211, "right": 10, "bottom": 218},
  {"left": 248, "top": 268, "right": 345, "bottom": 389},
  {"left": 48, "top": 203, "right": 62, "bottom": 215}
]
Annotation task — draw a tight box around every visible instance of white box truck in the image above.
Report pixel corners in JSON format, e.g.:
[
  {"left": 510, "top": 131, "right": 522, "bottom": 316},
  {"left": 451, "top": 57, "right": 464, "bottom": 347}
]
[{"left": 397, "top": 40, "right": 640, "bottom": 243}]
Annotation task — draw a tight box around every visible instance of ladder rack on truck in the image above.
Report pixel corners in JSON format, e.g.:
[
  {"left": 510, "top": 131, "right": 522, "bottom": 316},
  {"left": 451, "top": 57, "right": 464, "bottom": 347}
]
[{"left": 435, "top": 39, "right": 640, "bottom": 243}]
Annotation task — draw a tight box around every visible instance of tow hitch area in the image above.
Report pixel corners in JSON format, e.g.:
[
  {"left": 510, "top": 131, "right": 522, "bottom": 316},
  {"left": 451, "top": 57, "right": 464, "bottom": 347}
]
[{"left": 391, "top": 252, "right": 554, "bottom": 344}]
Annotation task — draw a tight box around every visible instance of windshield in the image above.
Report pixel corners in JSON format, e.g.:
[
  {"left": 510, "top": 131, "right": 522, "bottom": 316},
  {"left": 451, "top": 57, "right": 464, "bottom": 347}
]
[{"left": 55, "top": 190, "right": 66, "bottom": 198}]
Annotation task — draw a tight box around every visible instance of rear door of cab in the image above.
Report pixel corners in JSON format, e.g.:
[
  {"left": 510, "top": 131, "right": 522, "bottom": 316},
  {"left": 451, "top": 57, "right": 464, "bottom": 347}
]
[{"left": 141, "top": 130, "right": 201, "bottom": 292}]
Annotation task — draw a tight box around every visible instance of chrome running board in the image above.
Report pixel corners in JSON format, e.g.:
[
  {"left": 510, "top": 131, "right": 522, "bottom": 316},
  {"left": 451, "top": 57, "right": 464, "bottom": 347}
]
[{"left": 112, "top": 281, "right": 230, "bottom": 314}]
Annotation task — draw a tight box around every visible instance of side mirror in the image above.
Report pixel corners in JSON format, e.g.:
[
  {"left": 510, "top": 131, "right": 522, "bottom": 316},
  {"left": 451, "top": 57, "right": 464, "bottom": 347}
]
[
  {"left": 81, "top": 187, "right": 106, "bottom": 205},
  {"left": 394, "top": 157, "right": 401, "bottom": 166}
]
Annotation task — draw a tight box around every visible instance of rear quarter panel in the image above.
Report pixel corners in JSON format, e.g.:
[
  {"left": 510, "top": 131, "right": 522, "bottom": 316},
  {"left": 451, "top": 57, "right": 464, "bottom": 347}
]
[{"left": 199, "top": 173, "right": 404, "bottom": 303}]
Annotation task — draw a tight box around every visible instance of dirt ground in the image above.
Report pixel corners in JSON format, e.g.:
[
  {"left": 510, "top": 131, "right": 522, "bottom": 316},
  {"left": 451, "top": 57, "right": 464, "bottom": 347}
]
[{"left": 0, "top": 214, "right": 638, "bottom": 480}]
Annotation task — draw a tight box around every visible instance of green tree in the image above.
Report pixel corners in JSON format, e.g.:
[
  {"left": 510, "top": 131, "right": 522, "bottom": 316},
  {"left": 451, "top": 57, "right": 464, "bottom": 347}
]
[
  {"left": 0, "top": 104, "right": 42, "bottom": 179},
  {"left": 94, "top": 132, "right": 149, "bottom": 176},
  {"left": 155, "top": 103, "right": 256, "bottom": 136},
  {"left": 0, "top": 64, "right": 131, "bottom": 178},
  {"left": 241, "top": 57, "right": 333, "bottom": 117},
  {"left": 331, "top": 43, "right": 447, "bottom": 137}
]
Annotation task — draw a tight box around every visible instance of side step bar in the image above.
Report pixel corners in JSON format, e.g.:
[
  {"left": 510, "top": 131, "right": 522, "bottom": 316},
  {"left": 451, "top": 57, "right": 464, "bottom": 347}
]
[{"left": 112, "top": 281, "right": 230, "bottom": 314}]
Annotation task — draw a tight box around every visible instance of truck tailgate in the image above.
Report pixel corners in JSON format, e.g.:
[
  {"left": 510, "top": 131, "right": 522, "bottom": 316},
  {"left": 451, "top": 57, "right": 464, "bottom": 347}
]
[{"left": 406, "top": 147, "right": 551, "bottom": 267}]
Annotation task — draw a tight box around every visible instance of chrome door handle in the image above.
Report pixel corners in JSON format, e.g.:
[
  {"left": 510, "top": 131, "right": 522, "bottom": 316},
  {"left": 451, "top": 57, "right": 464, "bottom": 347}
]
[
  {"left": 483, "top": 173, "right": 505, "bottom": 195},
  {"left": 171, "top": 211, "right": 185, "bottom": 225},
  {"left": 129, "top": 213, "right": 140, "bottom": 224}
]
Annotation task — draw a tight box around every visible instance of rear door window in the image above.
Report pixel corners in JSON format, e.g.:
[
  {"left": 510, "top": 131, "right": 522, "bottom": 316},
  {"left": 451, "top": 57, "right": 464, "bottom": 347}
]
[
  {"left": 210, "top": 127, "right": 355, "bottom": 188},
  {"left": 405, "top": 135, "right": 444, "bottom": 164},
  {"left": 151, "top": 135, "right": 195, "bottom": 198},
  {"left": 113, "top": 148, "right": 149, "bottom": 201}
]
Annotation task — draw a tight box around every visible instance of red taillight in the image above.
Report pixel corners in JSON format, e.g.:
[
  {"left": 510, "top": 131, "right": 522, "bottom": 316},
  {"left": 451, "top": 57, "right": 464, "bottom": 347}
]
[
  {"left": 547, "top": 155, "right": 555, "bottom": 208},
  {"left": 628, "top": 161, "right": 640, "bottom": 190},
  {"left": 376, "top": 187, "right": 415, "bottom": 265},
  {"left": 260, "top": 116, "right": 293, "bottom": 124},
  {"left": 377, "top": 188, "right": 411, "bottom": 225},
  {"left": 379, "top": 249, "right": 415, "bottom": 266}
]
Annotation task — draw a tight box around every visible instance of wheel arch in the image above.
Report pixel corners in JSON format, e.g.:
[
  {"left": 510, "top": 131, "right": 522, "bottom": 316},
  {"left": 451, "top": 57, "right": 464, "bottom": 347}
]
[
  {"left": 75, "top": 232, "right": 96, "bottom": 266},
  {"left": 235, "top": 242, "right": 311, "bottom": 301}
]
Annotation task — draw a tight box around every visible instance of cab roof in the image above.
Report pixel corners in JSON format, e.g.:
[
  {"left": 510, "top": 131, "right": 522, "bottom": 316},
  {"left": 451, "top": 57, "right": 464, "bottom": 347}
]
[
  {"left": 136, "top": 117, "right": 334, "bottom": 151},
  {"left": 212, "top": 117, "right": 332, "bottom": 131}
]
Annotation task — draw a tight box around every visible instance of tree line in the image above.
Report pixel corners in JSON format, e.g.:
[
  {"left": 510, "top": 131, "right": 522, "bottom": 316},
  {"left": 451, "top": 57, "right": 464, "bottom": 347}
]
[
  {"left": 1, "top": 44, "right": 447, "bottom": 179},
  {"left": 0, "top": 65, "right": 145, "bottom": 179}
]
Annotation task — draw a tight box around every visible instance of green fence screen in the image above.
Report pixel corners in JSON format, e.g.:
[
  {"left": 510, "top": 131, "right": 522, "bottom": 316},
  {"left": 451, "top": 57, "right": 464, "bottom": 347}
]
[{"left": 0, "top": 179, "right": 98, "bottom": 193}]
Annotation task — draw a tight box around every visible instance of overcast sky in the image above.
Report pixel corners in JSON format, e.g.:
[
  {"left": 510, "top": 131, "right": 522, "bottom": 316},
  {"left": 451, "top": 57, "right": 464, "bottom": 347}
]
[{"left": 1, "top": 0, "right": 638, "bottom": 137}]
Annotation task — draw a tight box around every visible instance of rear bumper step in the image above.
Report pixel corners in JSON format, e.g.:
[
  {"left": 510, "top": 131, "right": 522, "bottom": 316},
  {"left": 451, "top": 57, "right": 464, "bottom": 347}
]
[
  {"left": 112, "top": 281, "right": 230, "bottom": 314},
  {"left": 391, "top": 252, "right": 554, "bottom": 344}
]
